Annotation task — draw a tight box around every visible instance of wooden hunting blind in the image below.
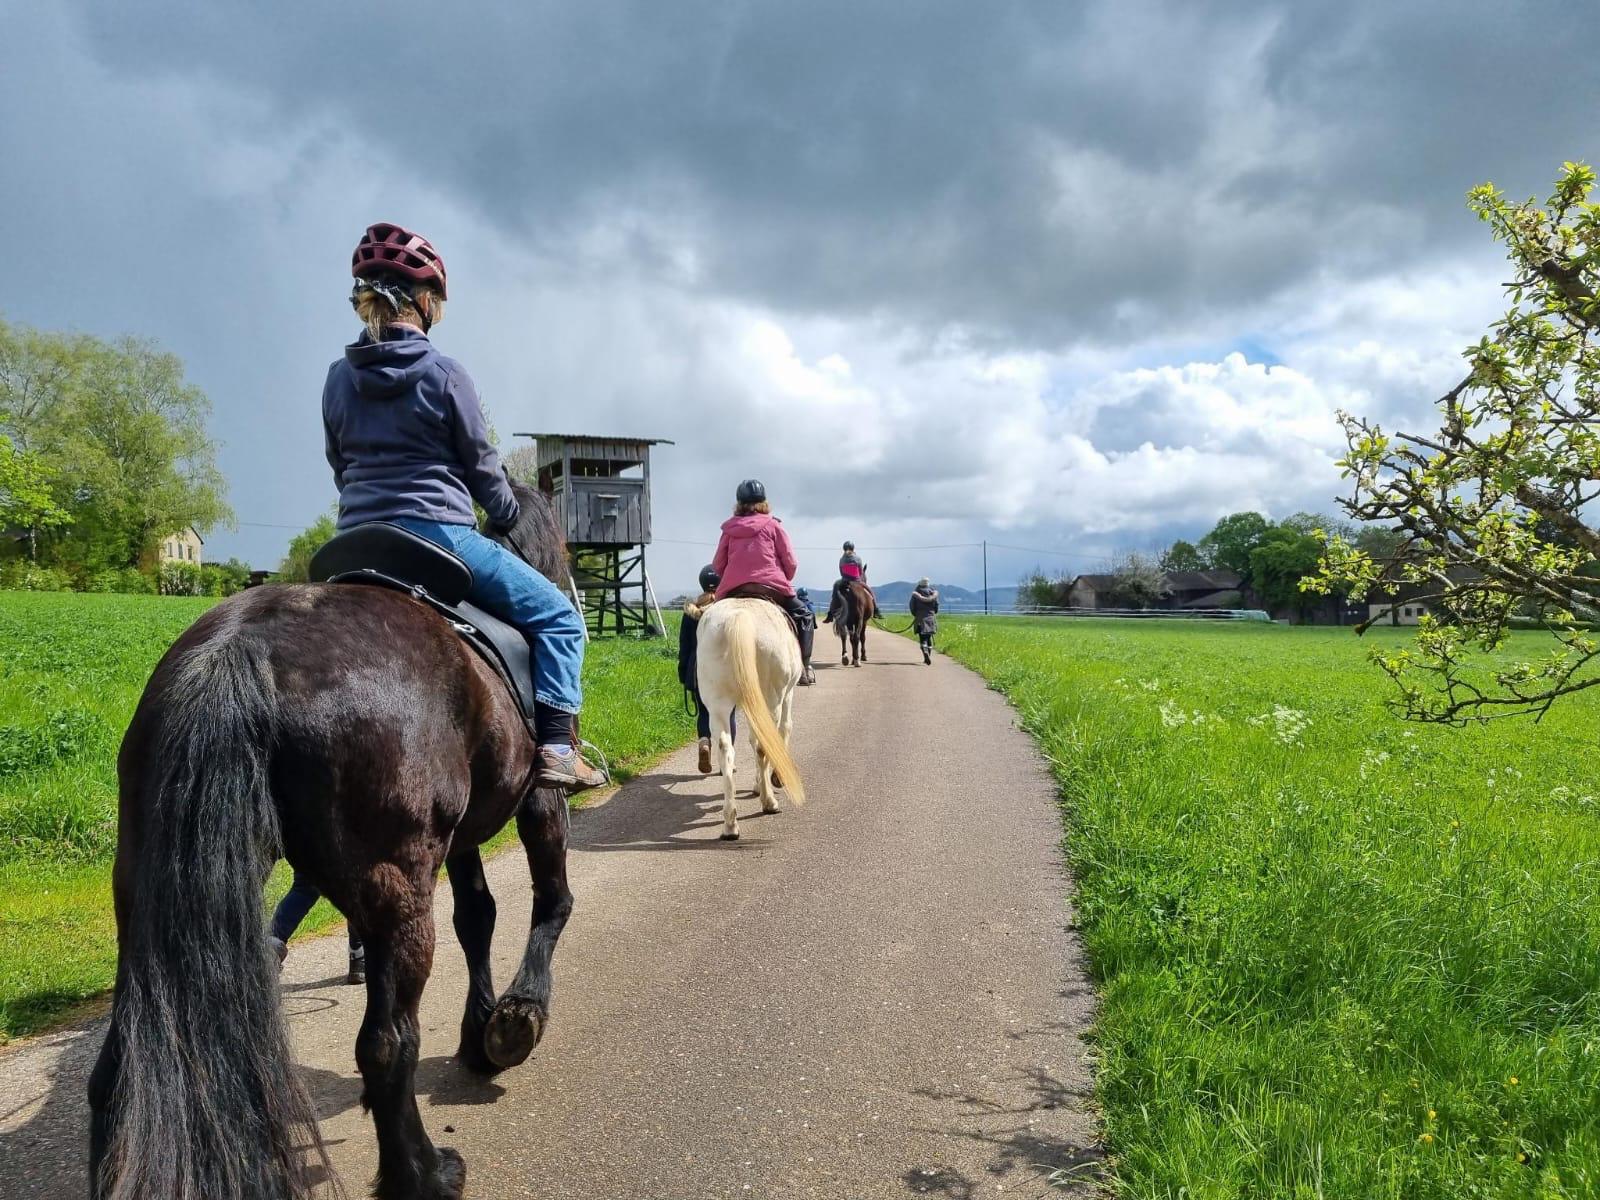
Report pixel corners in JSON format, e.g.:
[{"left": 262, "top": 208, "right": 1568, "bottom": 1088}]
[{"left": 515, "top": 432, "right": 673, "bottom": 637}]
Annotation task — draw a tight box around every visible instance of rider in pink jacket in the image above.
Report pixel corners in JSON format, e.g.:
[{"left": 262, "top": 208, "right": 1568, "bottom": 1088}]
[
  {"left": 713, "top": 514, "right": 798, "bottom": 594},
  {"left": 711, "top": 478, "right": 816, "bottom": 684}
]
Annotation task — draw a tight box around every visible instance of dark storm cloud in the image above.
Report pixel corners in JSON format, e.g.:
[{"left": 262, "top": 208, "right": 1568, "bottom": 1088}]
[
  {"left": 63, "top": 0, "right": 1600, "bottom": 349},
  {"left": 6, "top": 1, "right": 1600, "bottom": 586}
]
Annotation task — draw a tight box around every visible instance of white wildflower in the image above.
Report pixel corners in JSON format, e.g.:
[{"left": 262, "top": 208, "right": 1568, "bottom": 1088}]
[{"left": 1248, "top": 705, "right": 1310, "bottom": 746}]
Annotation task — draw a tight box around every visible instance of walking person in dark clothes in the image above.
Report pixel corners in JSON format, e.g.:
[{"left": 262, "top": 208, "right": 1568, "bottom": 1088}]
[
  {"left": 678, "top": 564, "right": 737, "bottom": 773},
  {"left": 910, "top": 577, "right": 940, "bottom": 664},
  {"left": 268, "top": 875, "right": 366, "bottom": 983}
]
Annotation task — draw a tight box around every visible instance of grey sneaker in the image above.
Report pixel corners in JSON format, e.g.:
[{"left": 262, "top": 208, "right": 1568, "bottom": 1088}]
[
  {"left": 347, "top": 951, "right": 366, "bottom": 985},
  {"left": 536, "top": 744, "right": 608, "bottom": 791}
]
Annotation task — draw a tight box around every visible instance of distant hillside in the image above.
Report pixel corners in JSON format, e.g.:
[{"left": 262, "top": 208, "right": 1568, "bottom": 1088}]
[{"left": 804, "top": 580, "right": 1020, "bottom": 612}]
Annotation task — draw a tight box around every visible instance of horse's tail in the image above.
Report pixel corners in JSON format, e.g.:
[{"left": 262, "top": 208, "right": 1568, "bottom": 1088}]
[
  {"left": 727, "top": 605, "right": 806, "bottom": 805},
  {"left": 97, "top": 628, "right": 327, "bottom": 1200}
]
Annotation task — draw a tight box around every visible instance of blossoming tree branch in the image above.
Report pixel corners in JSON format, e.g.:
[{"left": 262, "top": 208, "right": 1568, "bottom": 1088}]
[{"left": 1309, "top": 161, "right": 1600, "bottom": 723}]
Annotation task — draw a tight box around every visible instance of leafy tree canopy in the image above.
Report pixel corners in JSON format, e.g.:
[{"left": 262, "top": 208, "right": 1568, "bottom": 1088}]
[
  {"left": 1159, "top": 539, "right": 1205, "bottom": 572},
  {"left": 0, "top": 317, "right": 231, "bottom": 577},
  {"left": 1197, "top": 511, "right": 1271, "bottom": 579},
  {"left": 277, "top": 513, "right": 337, "bottom": 583}
]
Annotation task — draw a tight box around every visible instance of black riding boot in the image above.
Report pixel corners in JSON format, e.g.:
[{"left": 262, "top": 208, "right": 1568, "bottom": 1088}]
[{"left": 781, "top": 595, "right": 817, "bottom": 685}]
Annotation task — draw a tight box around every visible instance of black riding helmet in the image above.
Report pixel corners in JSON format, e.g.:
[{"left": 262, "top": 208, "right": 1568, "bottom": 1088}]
[
  {"left": 698, "top": 564, "right": 721, "bottom": 593},
  {"left": 843, "top": 540, "right": 855, "bottom": 551},
  {"left": 736, "top": 478, "right": 766, "bottom": 504}
]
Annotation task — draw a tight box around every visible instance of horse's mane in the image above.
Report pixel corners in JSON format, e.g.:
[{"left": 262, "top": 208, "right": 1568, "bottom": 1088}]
[{"left": 494, "top": 482, "right": 569, "bottom": 583}]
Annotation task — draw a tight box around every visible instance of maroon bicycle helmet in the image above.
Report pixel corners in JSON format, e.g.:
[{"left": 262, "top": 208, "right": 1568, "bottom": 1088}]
[{"left": 351, "top": 222, "right": 448, "bottom": 299}]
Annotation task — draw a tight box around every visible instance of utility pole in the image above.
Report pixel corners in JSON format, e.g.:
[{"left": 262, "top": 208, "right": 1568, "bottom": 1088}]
[{"left": 983, "top": 540, "right": 989, "bottom": 615}]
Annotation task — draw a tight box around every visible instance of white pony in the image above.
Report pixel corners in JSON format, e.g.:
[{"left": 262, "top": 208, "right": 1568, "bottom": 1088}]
[{"left": 694, "top": 598, "right": 807, "bottom": 839}]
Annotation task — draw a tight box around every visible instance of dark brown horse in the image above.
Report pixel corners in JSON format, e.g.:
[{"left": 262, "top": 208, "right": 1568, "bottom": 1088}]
[
  {"left": 834, "top": 579, "right": 877, "bottom": 667},
  {"left": 88, "top": 484, "right": 572, "bottom": 1200}
]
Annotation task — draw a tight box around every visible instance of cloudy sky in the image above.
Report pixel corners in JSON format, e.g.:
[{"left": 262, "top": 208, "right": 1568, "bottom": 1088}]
[{"left": 3, "top": 1, "right": 1597, "bottom": 594}]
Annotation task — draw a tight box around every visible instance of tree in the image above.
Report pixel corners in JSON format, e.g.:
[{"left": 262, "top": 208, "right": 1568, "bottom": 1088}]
[
  {"left": 502, "top": 444, "right": 539, "bottom": 484},
  {"left": 1309, "top": 162, "right": 1600, "bottom": 721},
  {"left": 0, "top": 433, "right": 70, "bottom": 557},
  {"left": 1018, "top": 568, "right": 1071, "bottom": 609},
  {"left": 0, "top": 318, "right": 231, "bottom": 575},
  {"left": 201, "top": 557, "right": 252, "bottom": 597},
  {"left": 1197, "top": 512, "right": 1271, "bottom": 579},
  {"left": 1249, "top": 525, "right": 1324, "bottom": 619},
  {"left": 1104, "top": 552, "right": 1169, "bottom": 609},
  {"left": 277, "top": 513, "right": 337, "bottom": 583},
  {"left": 1159, "top": 539, "right": 1205, "bottom": 572},
  {"left": 1354, "top": 524, "right": 1406, "bottom": 560}
]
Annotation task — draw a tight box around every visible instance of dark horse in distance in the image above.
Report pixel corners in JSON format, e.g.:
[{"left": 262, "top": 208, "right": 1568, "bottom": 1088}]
[
  {"left": 834, "top": 579, "right": 877, "bottom": 667},
  {"left": 89, "top": 484, "right": 573, "bottom": 1200}
]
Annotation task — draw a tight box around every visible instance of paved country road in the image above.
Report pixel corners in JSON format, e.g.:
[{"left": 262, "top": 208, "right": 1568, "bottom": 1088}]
[{"left": 1, "top": 626, "right": 1101, "bottom": 1198}]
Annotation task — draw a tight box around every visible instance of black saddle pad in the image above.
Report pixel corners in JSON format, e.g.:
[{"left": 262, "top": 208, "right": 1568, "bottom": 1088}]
[{"left": 308, "top": 522, "right": 536, "bottom": 719}]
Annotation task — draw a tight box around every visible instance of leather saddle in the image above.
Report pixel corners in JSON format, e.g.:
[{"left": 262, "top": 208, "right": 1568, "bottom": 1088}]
[{"left": 308, "top": 522, "right": 536, "bottom": 719}]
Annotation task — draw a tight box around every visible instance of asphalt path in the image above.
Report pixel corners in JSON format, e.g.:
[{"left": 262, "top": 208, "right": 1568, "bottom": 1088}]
[{"left": 0, "top": 623, "right": 1100, "bottom": 1198}]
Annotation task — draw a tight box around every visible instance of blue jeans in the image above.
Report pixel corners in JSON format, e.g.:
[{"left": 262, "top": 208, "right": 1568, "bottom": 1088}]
[
  {"left": 271, "top": 872, "right": 362, "bottom": 952},
  {"left": 394, "top": 517, "right": 585, "bottom": 713}
]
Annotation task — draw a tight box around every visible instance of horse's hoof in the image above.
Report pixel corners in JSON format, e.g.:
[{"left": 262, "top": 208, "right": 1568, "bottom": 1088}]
[
  {"left": 432, "top": 1146, "right": 466, "bottom": 1200},
  {"left": 484, "top": 998, "right": 546, "bottom": 1070},
  {"left": 720, "top": 830, "right": 740, "bottom": 841}
]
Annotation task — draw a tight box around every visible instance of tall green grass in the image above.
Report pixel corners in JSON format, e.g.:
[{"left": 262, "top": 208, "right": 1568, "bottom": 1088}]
[
  {"left": 0, "top": 591, "right": 691, "bottom": 1040},
  {"left": 937, "top": 617, "right": 1600, "bottom": 1200}
]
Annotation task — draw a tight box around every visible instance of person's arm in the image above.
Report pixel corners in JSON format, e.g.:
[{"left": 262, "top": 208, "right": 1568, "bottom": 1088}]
[
  {"left": 677, "top": 614, "right": 697, "bottom": 688},
  {"left": 445, "top": 365, "right": 519, "bottom": 530},
  {"left": 322, "top": 369, "right": 349, "bottom": 490},
  {"left": 712, "top": 533, "right": 730, "bottom": 577},
  {"left": 775, "top": 524, "right": 798, "bottom": 581}
]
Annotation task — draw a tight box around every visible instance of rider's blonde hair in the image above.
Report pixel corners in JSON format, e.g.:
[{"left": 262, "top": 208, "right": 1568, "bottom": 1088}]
[
  {"left": 353, "top": 284, "right": 446, "bottom": 342},
  {"left": 734, "top": 500, "right": 771, "bottom": 517}
]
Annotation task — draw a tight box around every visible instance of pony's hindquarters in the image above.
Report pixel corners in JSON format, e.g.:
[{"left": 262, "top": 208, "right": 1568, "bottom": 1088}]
[
  {"left": 90, "top": 627, "right": 324, "bottom": 1200},
  {"left": 697, "top": 602, "right": 806, "bottom": 837}
]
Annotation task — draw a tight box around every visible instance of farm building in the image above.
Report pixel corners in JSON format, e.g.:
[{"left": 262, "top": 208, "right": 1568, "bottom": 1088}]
[
  {"left": 1364, "top": 567, "right": 1483, "bottom": 626},
  {"left": 157, "top": 526, "right": 203, "bottom": 566},
  {"left": 1066, "top": 569, "right": 1242, "bottom": 611}
]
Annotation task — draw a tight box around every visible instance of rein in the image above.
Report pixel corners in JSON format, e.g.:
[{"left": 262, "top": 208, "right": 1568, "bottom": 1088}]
[{"left": 872, "top": 615, "right": 917, "bottom": 635}]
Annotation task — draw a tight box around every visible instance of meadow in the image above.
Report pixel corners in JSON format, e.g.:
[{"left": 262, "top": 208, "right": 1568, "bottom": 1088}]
[
  {"left": 0, "top": 591, "right": 691, "bottom": 1041},
  {"left": 934, "top": 616, "right": 1600, "bottom": 1199}
]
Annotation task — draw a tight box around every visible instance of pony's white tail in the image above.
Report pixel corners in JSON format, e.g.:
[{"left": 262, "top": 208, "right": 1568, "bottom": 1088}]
[{"left": 727, "top": 607, "right": 805, "bottom": 804}]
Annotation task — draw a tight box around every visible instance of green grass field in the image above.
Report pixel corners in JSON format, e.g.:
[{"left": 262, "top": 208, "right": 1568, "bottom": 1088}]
[
  {"left": 0, "top": 591, "right": 691, "bottom": 1041},
  {"left": 934, "top": 617, "right": 1600, "bottom": 1199}
]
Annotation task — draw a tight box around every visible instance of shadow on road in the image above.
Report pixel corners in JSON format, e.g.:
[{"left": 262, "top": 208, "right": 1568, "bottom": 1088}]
[
  {"left": 903, "top": 1060, "right": 1106, "bottom": 1197},
  {"left": 575, "top": 772, "right": 783, "bottom": 854}
]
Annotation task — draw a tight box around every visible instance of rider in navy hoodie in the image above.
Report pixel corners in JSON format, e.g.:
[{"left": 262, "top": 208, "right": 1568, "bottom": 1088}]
[{"left": 323, "top": 223, "right": 604, "bottom": 790}]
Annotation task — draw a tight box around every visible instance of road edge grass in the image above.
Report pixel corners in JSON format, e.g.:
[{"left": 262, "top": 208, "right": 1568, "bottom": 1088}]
[{"left": 921, "top": 617, "right": 1600, "bottom": 1198}]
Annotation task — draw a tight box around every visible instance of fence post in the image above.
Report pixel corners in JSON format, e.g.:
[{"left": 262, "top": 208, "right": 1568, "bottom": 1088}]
[{"left": 983, "top": 540, "right": 989, "bottom": 615}]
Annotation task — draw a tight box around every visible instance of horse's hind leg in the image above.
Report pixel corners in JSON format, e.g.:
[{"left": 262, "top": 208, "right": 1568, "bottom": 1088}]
[
  {"left": 483, "top": 786, "right": 573, "bottom": 1072},
  {"left": 717, "top": 724, "right": 740, "bottom": 840},
  {"left": 357, "top": 877, "right": 463, "bottom": 1200},
  {"left": 446, "top": 848, "right": 499, "bottom": 1074},
  {"left": 756, "top": 739, "right": 778, "bottom": 813},
  {"left": 87, "top": 1000, "right": 123, "bottom": 1198}
]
